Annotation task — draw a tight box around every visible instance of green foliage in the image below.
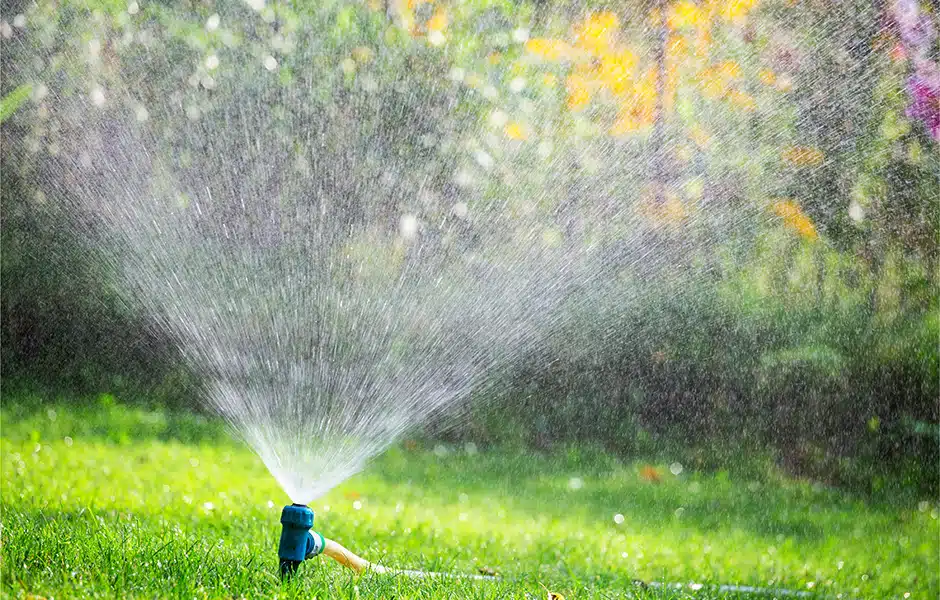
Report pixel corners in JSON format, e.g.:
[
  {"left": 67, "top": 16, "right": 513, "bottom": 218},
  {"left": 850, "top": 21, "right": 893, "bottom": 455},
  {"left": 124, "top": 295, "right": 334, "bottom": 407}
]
[
  {"left": 0, "top": 84, "right": 32, "bottom": 124},
  {"left": 2, "top": 399, "right": 937, "bottom": 599}
]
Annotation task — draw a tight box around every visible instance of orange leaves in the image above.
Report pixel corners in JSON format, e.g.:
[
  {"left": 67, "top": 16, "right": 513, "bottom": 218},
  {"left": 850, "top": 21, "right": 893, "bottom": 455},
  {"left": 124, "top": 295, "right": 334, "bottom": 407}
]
[
  {"left": 525, "top": 38, "right": 577, "bottom": 61},
  {"left": 520, "top": 3, "right": 771, "bottom": 141},
  {"left": 526, "top": 12, "right": 659, "bottom": 131},
  {"left": 668, "top": 1, "right": 703, "bottom": 29},
  {"left": 640, "top": 465, "right": 662, "bottom": 483},
  {"left": 698, "top": 60, "right": 756, "bottom": 110},
  {"left": 772, "top": 200, "right": 818, "bottom": 240},
  {"left": 573, "top": 12, "right": 620, "bottom": 53},
  {"left": 721, "top": 0, "right": 758, "bottom": 22},
  {"left": 393, "top": 0, "right": 446, "bottom": 42},
  {"left": 426, "top": 8, "right": 447, "bottom": 33},
  {"left": 598, "top": 50, "right": 638, "bottom": 94},
  {"left": 566, "top": 74, "right": 592, "bottom": 110},
  {"left": 782, "top": 146, "right": 825, "bottom": 166}
]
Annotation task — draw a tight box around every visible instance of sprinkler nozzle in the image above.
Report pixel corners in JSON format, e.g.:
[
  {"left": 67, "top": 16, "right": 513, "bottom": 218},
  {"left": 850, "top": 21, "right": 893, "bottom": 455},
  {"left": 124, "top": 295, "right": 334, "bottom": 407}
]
[{"left": 278, "top": 504, "right": 325, "bottom": 578}]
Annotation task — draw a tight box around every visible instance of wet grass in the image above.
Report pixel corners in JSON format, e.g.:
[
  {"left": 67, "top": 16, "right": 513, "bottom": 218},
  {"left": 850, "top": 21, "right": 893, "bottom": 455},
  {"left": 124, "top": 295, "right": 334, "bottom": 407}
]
[{"left": 1, "top": 395, "right": 936, "bottom": 599}]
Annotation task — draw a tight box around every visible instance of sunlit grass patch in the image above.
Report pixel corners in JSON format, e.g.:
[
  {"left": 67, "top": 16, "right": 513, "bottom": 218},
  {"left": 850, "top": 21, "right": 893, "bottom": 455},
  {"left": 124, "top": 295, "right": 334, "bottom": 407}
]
[{"left": 2, "top": 399, "right": 936, "bottom": 599}]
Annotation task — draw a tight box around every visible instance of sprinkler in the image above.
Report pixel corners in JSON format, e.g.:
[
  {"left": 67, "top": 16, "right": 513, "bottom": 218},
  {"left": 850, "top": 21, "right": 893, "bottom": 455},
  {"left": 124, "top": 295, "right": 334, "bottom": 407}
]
[
  {"left": 278, "top": 504, "right": 378, "bottom": 578},
  {"left": 278, "top": 504, "right": 325, "bottom": 577},
  {"left": 277, "top": 504, "right": 490, "bottom": 580}
]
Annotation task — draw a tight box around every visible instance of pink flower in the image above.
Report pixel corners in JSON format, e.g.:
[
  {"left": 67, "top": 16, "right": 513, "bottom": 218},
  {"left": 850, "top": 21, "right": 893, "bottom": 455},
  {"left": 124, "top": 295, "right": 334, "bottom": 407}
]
[{"left": 906, "top": 72, "right": 940, "bottom": 141}]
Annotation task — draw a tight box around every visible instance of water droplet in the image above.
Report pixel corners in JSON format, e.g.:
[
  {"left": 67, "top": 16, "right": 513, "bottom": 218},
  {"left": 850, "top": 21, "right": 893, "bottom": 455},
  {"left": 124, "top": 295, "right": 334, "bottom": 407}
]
[
  {"left": 352, "top": 500, "right": 362, "bottom": 510},
  {"left": 473, "top": 150, "right": 494, "bottom": 170},
  {"left": 453, "top": 203, "right": 469, "bottom": 219},
  {"left": 512, "top": 28, "right": 529, "bottom": 43},
  {"left": 918, "top": 500, "right": 930, "bottom": 512},
  {"left": 448, "top": 67, "right": 465, "bottom": 82},
  {"left": 63, "top": 436, "right": 73, "bottom": 447},
  {"left": 46, "top": 408, "right": 57, "bottom": 421},
  {"left": 509, "top": 77, "right": 526, "bottom": 93},
  {"left": 669, "top": 462, "right": 683, "bottom": 475},
  {"left": 135, "top": 105, "right": 149, "bottom": 122},
  {"left": 848, "top": 200, "right": 865, "bottom": 222},
  {"left": 399, "top": 214, "right": 419, "bottom": 239},
  {"left": 613, "top": 513, "right": 625, "bottom": 524},
  {"left": 482, "top": 85, "right": 498, "bottom": 100},
  {"left": 428, "top": 30, "right": 446, "bottom": 47},
  {"left": 568, "top": 477, "right": 584, "bottom": 490},
  {"left": 489, "top": 110, "right": 508, "bottom": 128},
  {"left": 263, "top": 55, "right": 278, "bottom": 71},
  {"left": 674, "top": 507, "right": 685, "bottom": 517},
  {"left": 245, "top": 0, "right": 265, "bottom": 11},
  {"left": 205, "top": 55, "right": 219, "bottom": 70},
  {"left": 13, "top": 14, "right": 26, "bottom": 28},
  {"left": 206, "top": 14, "right": 220, "bottom": 31},
  {"left": 90, "top": 86, "right": 105, "bottom": 106},
  {"left": 127, "top": 2, "right": 139, "bottom": 15},
  {"left": 189, "top": 457, "right": 199, "bottom": 467},
  {"left": 203, "top": 502, "right": 214, "bottom": 511},
  {"left": 433, "top": 444, "right": 448, "bottom": 457}
]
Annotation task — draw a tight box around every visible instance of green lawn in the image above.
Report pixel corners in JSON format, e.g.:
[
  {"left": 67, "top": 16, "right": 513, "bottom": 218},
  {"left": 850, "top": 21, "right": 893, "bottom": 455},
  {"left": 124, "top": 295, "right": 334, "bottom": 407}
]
[{"left": 1, "top": 396, "right": 936, "bottom": 599}]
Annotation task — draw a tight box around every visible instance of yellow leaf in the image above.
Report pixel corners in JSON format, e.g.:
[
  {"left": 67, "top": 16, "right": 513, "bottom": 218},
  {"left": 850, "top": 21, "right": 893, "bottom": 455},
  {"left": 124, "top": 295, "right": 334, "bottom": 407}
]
[
  {"left": 781, "top": 146, "right": 825, "bottom": 166},
  {"left": 772, "top": 200, "right": 818, "bottom": 240},
  {"left": 574, "top": 12, "right": 619, "bottom": 54},
  {"left": 426, "top": 8, "right": 447, "bottom": 32},
  {"left": 668, "top": 1, "right": 702, "bottom": 29},
  {"left": 723, "top": 0, "right": 758, "bottom": 21},
  {"left": 758, "top": 69, "right": 776, "bottom": 86},
  {"left": 525, "top": 38, "right": 576, "bottom": 61},
  {"left": 726, "top": 89, "right": 756, "bottom": 111},
  {"left": 566, "top": 74, "right": 592, "bottom": 110},
  {"left": 597, "top": 50, "right": 637, "bottom": 94},
  {"left": 611, "top": 112, "right": 641, "bottom": 135},
  {"left": 504, "top": 121, "right": 529, "bottom": 140}
]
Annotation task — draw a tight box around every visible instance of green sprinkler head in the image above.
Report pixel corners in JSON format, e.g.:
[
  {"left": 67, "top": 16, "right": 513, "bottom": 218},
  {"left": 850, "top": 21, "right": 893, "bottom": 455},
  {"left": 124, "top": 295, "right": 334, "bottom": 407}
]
[{"left": 278, "top": 504, "right": 325, "bottom": 578}]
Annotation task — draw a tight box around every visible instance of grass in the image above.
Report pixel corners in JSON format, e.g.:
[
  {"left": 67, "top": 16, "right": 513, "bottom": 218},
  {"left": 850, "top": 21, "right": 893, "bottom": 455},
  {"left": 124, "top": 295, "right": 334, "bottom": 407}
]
[{"left": 1, "top": 395, "right": 936, "bottom": 599}]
